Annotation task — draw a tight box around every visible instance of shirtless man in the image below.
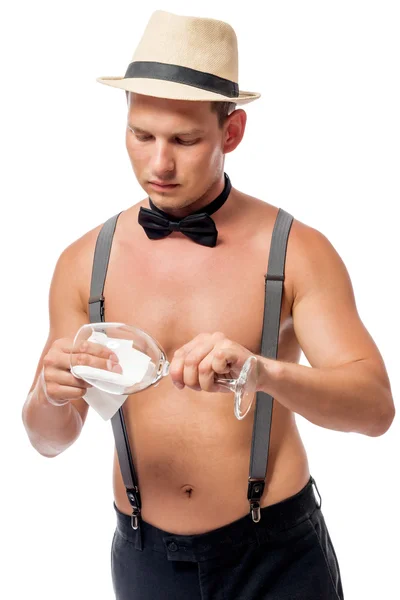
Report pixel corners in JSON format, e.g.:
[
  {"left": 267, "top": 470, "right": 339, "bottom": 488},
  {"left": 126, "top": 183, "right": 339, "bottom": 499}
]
[{"left": 21, "top": 10, "right": 394, "bottom": 600}]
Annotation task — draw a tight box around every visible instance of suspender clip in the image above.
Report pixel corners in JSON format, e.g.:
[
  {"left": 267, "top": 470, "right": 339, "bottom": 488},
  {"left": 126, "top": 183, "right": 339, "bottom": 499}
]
[
  {"left": 88, "top": 294, "right": 105, "bottom": 320},
  {"left": 130, "top": 507, "right": 141, "bottom": 530},
  {"left": 126, "top": 487, "right": 142, "bottom": 530},
  {"left": 310, "top": 476, "right": 322, "bottom": 509},
  {"left": 248, "top": 478, "right": 265, "bottom": 523},
  {"left": 126, "top": 486, "right": 141, "bottom": 509},
  {"left": 250, "top": 502, "right": 261, "bottom": 523},
  {"left": 247, "top": 479, "right": 265, "bottom": 500}
]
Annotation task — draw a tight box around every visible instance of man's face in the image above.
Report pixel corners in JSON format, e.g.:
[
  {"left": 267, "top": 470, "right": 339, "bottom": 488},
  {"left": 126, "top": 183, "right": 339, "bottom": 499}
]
[{"left": 125, "top": 93, "right": 233, "bottom": 213}]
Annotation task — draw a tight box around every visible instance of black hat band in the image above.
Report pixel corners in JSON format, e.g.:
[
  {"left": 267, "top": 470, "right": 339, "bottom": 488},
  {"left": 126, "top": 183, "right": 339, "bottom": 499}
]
[{"left": 123, "top": 61, "right": 239, "bottom": 98}]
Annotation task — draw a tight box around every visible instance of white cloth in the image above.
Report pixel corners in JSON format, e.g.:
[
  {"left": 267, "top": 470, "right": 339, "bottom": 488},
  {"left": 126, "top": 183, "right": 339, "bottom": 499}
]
[{"left": 73, "top": 331, "right": 152, "bottom": 421}]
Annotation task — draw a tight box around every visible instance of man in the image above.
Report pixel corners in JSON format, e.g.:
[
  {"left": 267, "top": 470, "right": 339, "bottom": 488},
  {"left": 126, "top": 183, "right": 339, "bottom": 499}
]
[{"left": 22, "top": 10, "right": 394, "bottom": 600}]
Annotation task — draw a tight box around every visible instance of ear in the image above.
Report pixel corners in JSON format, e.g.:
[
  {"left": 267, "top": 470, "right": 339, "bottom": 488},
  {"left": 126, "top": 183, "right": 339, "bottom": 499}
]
[{"left": 222, "top": 109, "right": 247, "bottom": 154}]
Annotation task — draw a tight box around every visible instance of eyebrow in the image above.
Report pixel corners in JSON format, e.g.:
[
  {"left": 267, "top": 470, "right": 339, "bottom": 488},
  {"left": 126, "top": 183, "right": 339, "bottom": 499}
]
[{"left": 127, "top": 124, "right": 205, "bottom": 137}]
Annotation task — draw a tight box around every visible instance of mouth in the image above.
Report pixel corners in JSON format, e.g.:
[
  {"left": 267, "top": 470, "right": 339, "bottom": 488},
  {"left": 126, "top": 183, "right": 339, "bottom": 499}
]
[{"left": 149, "top": 181, "right": 179, "bottom": 191}]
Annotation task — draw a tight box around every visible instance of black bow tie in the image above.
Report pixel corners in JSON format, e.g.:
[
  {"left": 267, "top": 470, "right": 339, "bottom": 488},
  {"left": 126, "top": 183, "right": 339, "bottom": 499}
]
[
  {"left": 138, "top": 209, "right": 218, "bottom": 247},
  {"left": 138, "top": 173, "right": 231, "bottom": 248}
]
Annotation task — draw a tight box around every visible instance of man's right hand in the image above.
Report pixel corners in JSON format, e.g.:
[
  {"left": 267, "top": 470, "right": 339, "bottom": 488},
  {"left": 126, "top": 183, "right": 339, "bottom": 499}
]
[{"left": 40, "top": 337, "right": 121, "bottom": 407}]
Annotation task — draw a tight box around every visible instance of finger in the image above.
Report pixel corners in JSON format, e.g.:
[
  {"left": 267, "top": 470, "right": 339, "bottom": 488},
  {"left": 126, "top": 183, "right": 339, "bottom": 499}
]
[
  {"left": 74, "top": 340, "right": 119, "bottom": 362},
  {"left": 172, "top": 334, "right": 207, "bottom": 360},
  {"left": 43, "top": 366, "right": 92, "bottom": 390},
  {"left": 67, "top": 350, "right": 122, "bottom": 374},
  {"left": 211, "top": 344, "right": 244, "bottom": 375},
  {"left": 172, "top": 332, "right": 225, "bottom": 359},
  {"left": 44, "top": 383, "right": 90, "bottom": 405},
  {"left": 198, "top": 353, "right": 222, "bottom": 392},
  {"left": 169, "top": 353, "right": 186, "bottom": 388},
  {"left": 41, "top": 369, "right": 89, "bottom": 405},
  {"left": 182, "top": 341, "right": 216, "bottom": 389},
  {"left": 169, "top": 340, "right": 200, "bottom": 388},
  {"left": 171, "top": 333, "right": 224, "bottom": 388}
]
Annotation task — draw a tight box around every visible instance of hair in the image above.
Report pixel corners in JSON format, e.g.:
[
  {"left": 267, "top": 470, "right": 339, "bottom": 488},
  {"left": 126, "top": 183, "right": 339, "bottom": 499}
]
[
  {"left": 210, "top": 101, "right": 237, "bottom": 128},
  {"left": 125, "top": 91, "right": 237, "bottom": 128}
]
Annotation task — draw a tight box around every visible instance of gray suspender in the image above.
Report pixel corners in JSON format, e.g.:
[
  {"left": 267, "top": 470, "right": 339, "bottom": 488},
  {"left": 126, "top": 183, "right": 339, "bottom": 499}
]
[
  {"left": 87, "top": 211, "right": 142, "bottom": 529},
  {"left": 247, "top": 208, "right": 294, "bottom": 521},
  {"left": 88, "top": 207, "right": 294, "bottom": 530}
]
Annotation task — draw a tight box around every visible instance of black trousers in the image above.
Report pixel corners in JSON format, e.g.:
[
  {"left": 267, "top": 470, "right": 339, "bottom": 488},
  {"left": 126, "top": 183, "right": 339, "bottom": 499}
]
[{"left": 111, "top": 475, "right": 344, "bottom": 599}]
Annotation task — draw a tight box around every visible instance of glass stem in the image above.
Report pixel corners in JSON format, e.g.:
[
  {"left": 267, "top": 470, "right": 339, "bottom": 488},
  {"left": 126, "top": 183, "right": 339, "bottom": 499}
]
[
  {"left": 215, "top": 377, "right": 236, "bottom": 392},
  {"left": 162, "top": 360, "right": 171, "bottom": 377}
]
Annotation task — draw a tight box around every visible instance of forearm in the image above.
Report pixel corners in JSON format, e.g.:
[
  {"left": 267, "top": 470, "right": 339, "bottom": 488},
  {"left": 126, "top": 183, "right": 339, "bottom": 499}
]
[
  {"left": 22, "top": 381, "right": 83, "bottom": 457},
  {"left": 257, "top": 357, "right": 394, "bottom": 437}
]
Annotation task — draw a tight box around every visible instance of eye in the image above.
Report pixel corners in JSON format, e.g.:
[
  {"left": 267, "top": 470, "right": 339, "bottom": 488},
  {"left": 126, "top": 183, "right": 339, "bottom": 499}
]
[
  {"left": 127, "top": 127, "right": 152, "bottom": 141},
  {"left": 176, "top": 138, "right": 198, "bottom": 145},
  {"left": 127, "top": 127, "right": 198, "bottom": 145}
]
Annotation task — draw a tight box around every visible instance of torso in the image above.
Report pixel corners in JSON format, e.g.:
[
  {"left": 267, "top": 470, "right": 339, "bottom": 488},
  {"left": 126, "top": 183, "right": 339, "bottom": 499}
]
[{"left": 80, "top": 188, "right": 310, "bottom": 534}]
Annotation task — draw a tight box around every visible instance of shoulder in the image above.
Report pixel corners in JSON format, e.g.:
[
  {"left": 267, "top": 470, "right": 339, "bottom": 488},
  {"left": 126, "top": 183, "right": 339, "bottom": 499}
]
[
  {"left": 286, "top": 214, "right": 330, "bottom": 260},
  {"left": 284, "top": 215, "right": 350, "bottom": 307},
  {"left": 55, "top": 201, "right": 146, "bottom": 303},
  {"left": 58, "top": 219, "right": 107, "bottom": 271},
  {"left": 54, "top": 217, "right": 117, "bottom": 315},
  {"left": 243, "top": 194, "right": 346, "bottom": 308}
]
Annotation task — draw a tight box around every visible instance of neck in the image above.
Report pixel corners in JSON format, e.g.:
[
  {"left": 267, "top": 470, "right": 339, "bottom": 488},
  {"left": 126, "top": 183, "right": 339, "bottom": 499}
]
[{"left": 149, "top": 172, "right": 228, "bottom": 220}]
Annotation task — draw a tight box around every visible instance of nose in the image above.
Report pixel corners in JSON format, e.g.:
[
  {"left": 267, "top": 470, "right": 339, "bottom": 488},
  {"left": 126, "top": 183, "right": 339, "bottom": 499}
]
[{"left": 150, "top": 140, "right": 175, "bottom": 177}]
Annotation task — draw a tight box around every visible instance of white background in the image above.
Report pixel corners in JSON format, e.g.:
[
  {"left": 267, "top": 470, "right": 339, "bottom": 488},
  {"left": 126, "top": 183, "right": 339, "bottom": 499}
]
[{"left": 1, "top": 1, "right": 399, "bottom": 598}]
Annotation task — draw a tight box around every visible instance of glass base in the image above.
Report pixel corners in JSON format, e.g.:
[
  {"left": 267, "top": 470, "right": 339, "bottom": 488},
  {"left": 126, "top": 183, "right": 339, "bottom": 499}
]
[{"left": 234, "top": 356, "right": 258, "bottom": 420}]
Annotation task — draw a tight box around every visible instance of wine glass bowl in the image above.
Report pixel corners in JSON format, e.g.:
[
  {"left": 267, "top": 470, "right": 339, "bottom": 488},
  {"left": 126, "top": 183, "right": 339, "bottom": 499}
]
[{"left": 70, "top": 323, "right": 164, "bottom": 395}]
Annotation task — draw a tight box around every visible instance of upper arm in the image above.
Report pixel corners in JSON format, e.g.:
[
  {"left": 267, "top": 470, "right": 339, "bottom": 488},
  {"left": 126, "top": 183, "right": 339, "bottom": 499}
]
[
  {"left": 28, "top": 238, "right": 93, "bottom": 425},
  {"left": 288, "top": 220, "right": 390, "bottom": 385}
]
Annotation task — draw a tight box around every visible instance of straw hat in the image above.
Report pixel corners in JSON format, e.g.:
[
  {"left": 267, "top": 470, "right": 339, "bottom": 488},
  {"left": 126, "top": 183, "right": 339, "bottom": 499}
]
[{"left": 96, "top": 10, "right": 261, "bottom": 106}]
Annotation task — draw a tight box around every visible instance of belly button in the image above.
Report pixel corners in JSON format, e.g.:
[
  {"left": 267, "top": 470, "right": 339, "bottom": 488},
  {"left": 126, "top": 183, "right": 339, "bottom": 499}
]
[{"left": 181, "top": 485, "right": 194, "bottom": 497}]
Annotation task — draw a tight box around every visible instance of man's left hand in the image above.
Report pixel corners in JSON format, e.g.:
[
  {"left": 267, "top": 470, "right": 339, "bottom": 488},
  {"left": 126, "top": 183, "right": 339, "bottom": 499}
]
[{"left": 169, "top": 332, "right": 258, "bottom": 392}]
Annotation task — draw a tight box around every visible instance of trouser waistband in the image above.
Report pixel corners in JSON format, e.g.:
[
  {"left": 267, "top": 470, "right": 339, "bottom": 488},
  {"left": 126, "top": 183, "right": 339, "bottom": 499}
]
[{"left": 112, "top": 475, "right": 322, "bottom": 562}]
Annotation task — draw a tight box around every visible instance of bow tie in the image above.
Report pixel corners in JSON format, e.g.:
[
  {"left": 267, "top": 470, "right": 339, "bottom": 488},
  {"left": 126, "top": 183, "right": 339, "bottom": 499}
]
[
  {"left": 138, "top": 208, "right": 218, "bottom": 247},
  {"left": 138, "top": 173, "right": 232, "bottom": 247}
]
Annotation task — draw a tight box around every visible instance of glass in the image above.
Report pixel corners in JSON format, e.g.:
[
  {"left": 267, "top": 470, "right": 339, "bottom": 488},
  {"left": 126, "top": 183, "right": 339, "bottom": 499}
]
[{"left": 70, "top": 322, "right": 258, "bottom": 420}]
